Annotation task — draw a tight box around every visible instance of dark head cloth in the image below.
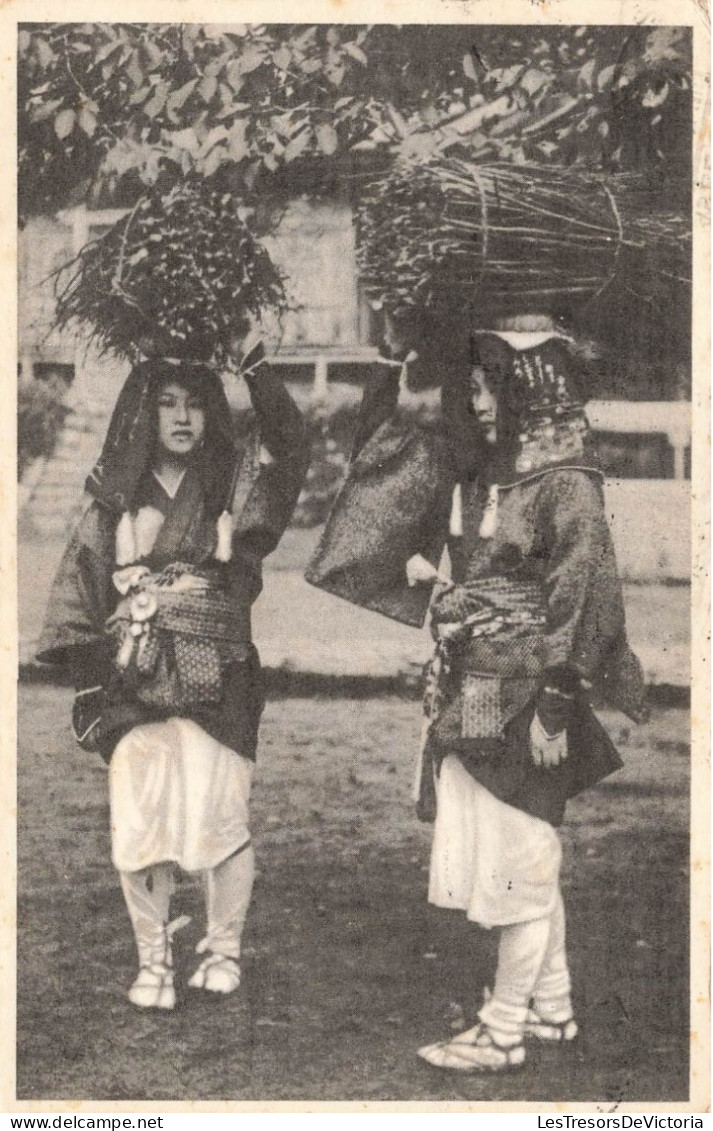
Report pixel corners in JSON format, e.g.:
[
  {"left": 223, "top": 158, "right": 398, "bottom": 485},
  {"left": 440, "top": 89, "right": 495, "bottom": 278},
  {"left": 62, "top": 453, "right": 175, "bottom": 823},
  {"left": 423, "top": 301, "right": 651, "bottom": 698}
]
[
  {"left": 85, "top": 360, "right": 237, "bottom": 517},
  {"left": 471, "top": 332, "right": 585, "bottom": 428},
  {"left": 454, "top": 332, "right": 600, "bottom": 485}
]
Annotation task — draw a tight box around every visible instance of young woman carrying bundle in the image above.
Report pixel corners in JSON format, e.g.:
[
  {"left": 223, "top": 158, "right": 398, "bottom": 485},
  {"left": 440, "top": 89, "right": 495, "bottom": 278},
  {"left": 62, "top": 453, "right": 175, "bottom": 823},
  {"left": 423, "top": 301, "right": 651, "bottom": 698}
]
[
  {"left": 307, "top": 312, "right": 649, "bottom": 1073},
  {"left": 38, "top": 352, "right": 309, "bottom": 1010}
]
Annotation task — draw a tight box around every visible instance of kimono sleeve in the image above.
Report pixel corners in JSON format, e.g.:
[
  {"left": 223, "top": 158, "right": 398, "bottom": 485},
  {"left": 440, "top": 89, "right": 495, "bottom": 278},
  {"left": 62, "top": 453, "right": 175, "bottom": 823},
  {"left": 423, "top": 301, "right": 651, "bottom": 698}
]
[
  {"left": 349, "top": 364, "right": 401, "bottom": 459},
  {"left": 35, "top": 499, "right": 116, "bottom": 681},
  {"left": 537, "top": 470, "right": 648, "bottom": 721},
  {"left": 231, "top": 369, "right": 311, "bottom": 562},
  {"left": 305, "top": 369, "right": 454, "bottom": 627}
]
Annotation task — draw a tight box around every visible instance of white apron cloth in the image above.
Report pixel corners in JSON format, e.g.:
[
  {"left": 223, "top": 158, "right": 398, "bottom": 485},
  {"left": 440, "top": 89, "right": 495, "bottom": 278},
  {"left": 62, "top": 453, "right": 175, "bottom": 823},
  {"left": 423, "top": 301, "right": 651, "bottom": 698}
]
[
  {"left": 109, "top": 718, "right": 253, "bottom": 873},
  {"left": 428, "top": 754, "right": 561, "bottom": 928}
]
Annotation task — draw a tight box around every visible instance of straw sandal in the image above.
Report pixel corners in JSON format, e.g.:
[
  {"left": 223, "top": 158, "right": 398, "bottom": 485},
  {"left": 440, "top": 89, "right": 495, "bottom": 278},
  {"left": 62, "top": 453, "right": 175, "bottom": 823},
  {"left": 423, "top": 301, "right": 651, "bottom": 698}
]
[
  {"left": 524, "top": 1007, "right": 579, "bottom": 1043},
  {"left": 128, "top": 960, "right": 176, "bottom": 1011},
  {"left": 127, "top": 914, "right": 190, "bottom": 1011},
  {"left": 418, "top": 1023, "right": 526, "bottom": 1073},
  {"left": 188, "top": 953, "right": 241, "bottom": 994}
]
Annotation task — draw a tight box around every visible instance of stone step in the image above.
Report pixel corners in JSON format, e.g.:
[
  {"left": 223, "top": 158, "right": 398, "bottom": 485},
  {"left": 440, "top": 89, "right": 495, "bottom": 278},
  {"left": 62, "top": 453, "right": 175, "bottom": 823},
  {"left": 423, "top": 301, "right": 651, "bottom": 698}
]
[
  {"left": 29, "top": 496, "right": 84, "bottom": 515},
  {"left": 32, "top": 492, "right": 84, "bottom": 510},
  {"left": 51, "top": 459, "right": 98, "bottom": 475},
  {"left": 29, "top": 523, "right": 78, "bottom": 538},
  {"left": 20, "top": 400, "right": 109, "bottom": 533},
  {"left": 61, "top": 413, "right": 109, "bottom": 434},
  {"left": 27, "top": 486, "right": 85, "bottom": 508},
  {"left": 56, "top": 415, "right": 103, "bottom": 435},
  {"left": 60, "top": 444, "right": 101, "bottom": 459},
  {"left": 40, "top": 474, "right": 94, "bottom": 493},
  {"left": 28, "top": 510, "right": 84, "bottom": 529},
  {"left": 37, "top": 452, "right": 93, "bottom": 475},
  {"left": 30, "top": 482, "right": 84, "bottom": 499},
  {"left": 35, "top": 462, "right": 92, "bottom": 483},
  {"left": 52, "top": 437, "right": 101, "bottom": 459},
  {"left": 61, "top": 429, "right": 103, "bottom": 444},
  {"left": 40, "top": 450, "right": 92, "bottom": 468},
  {"left": 24, "top": 520, "right": 77, "bottom": 540}
]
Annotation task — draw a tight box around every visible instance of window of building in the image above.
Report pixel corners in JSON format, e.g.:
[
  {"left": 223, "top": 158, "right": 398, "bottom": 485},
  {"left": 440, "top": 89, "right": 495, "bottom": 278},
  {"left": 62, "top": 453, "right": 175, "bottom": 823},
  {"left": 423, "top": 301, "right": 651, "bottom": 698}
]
[{"left": 33, "top": 363, "right": 75, "bottom": 386}]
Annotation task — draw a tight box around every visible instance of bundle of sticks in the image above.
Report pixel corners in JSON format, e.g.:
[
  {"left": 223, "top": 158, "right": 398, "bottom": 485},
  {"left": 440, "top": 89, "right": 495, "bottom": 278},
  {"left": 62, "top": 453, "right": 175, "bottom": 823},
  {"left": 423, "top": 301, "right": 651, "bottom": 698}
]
[{"left": 356, "top": 159, "right": 691, "bottom": 317}]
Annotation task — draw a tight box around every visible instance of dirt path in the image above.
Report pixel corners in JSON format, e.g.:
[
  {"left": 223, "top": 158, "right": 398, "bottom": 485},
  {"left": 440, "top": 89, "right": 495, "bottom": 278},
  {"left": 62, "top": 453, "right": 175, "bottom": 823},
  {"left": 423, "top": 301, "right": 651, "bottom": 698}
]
[{"left": 17, "top": 687, "right": 690, "bottom": 1103}]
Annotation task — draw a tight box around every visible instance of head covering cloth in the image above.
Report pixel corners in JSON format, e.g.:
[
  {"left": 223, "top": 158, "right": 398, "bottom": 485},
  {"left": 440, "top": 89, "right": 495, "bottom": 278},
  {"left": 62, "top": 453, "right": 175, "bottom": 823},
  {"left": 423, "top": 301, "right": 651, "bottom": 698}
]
[
  {"left": 85, "top": 359, "right": 238, "bottom": 517},
  {"left": 441, "top": 317, "right": 598, "bottom": 484}
]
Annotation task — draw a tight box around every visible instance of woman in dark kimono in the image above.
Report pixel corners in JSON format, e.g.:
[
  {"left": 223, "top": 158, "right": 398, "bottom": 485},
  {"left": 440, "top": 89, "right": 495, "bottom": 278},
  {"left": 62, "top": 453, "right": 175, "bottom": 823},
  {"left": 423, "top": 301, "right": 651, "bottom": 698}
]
[
  {"left": 307, "top": 313, "right": 648, "bottom": 1072},
  {"left": 38, "top": 351, "right": 309, "bottom": 1010}
]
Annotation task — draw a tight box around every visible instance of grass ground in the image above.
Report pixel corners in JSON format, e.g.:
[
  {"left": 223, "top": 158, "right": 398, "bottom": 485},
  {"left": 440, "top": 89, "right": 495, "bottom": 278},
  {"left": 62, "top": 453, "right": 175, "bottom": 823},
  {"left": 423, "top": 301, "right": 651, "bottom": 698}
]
[{"left": 17, "top": 686, "right": 690, "bottom": 1104}]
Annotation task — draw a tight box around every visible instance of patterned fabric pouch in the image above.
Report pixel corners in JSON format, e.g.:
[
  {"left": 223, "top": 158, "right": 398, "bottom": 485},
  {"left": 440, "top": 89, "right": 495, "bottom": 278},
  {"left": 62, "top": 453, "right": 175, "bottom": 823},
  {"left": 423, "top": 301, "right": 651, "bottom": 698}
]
[
  {"left": 132, "top": 634, "right": 224, "bottom": 710},
  {"left": 173, "top": 635, "right": 224, "bottom": 704},
  {"left": 107, "top": 568, "right": 250, "bottom": 711},
  {"left": 461, "top": 674, "right": 503, "bottom": 738}
]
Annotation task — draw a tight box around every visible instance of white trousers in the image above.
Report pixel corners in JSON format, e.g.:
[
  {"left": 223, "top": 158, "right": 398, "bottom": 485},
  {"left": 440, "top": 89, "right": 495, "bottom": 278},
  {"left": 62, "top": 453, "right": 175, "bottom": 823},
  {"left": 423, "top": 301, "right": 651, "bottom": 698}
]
[
  {"left": 110, "top": 718, "right": 253, "bottom": 873},
  {"left": 429, "top": 755, "right": 572, "bottom": 1041},
  {"left": 110, "top": 718, "right": 255, "bottom": 965}
]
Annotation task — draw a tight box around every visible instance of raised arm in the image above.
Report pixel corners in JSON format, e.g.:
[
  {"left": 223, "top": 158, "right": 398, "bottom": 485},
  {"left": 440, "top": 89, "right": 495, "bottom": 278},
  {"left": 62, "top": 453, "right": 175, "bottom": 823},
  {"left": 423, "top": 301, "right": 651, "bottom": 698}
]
[
  {"left": 305, "top": 364, "right": 453, "bottom": 627},
  {"left": 243, "top": 365, "right": 308, "bottom": 464},
  {"left": 349, "top": 364, "right": 402, "bottom": 459},
  {"left": 231, "top": 366, "right": 310, "bottom": 562}
]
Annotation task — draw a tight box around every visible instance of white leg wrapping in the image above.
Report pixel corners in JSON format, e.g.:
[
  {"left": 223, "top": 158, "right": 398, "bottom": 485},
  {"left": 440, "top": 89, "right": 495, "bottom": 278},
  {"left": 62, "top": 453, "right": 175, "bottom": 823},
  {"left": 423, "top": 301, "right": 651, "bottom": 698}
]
[
  {"left": 189, "top": 842, "right": 255, "bottom": 994},
  {"left": 530, "top": 889, "right": 573, "bottom": 1022},
  {"left": 203, "top": 841, "right": 255, "bottom": 960},
  {"left": 119, "top": 863, "right": 179, "bottom": 1010},
  {"left": 478, "top": 916, "right": 553, "bottom": 1045},
  {"left": 120, "top": 864, "right": 175, "bottom": 966}
]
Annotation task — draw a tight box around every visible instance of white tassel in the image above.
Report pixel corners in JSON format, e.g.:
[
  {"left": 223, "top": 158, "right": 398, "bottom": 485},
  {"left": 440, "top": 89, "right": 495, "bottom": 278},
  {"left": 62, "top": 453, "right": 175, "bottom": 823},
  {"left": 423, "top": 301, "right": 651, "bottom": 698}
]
[
  {"left": 116, "top": 632, "right": 135, "bottom": 670},
  {"left": 215, "top": 510, "right": 233, "bottom": 563},
  {"left": 133, "top": 506, "right": 165, "bottom": 560},
  {"left": 258, "top": 443, "right": 275, "bottom": 467},
  {"left": 449, "top": 484, "right": 463, "bottom": 537},
  {"left": 398, "top": 349, "right": 419, "bottom": 391},
  {"left": 478, "top": 484, "right": 499, "bottom": 539},
  {"left": 115, "top": 511, "right": 137, "bottom": 566}
]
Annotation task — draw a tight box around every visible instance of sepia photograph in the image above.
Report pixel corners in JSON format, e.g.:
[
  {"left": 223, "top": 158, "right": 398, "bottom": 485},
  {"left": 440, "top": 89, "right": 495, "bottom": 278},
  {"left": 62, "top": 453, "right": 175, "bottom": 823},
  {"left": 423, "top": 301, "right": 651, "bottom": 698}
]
[{"left": 7, "top": 2, "right": 709, "bottom": 1112}]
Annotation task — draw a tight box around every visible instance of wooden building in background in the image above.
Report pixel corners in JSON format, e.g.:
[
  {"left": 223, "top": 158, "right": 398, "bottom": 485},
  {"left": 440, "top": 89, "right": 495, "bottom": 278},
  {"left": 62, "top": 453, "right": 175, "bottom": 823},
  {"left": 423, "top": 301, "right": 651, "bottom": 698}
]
[{"left": 18, "top": 198, "right": 691, "bottom": 580}]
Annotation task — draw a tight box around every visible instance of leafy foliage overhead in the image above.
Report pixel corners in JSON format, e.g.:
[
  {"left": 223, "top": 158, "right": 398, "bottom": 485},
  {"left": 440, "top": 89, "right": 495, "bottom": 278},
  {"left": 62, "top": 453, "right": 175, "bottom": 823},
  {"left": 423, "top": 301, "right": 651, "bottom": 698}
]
[{"left": 19, "top": 23, "right": 692, "bottom": 219}]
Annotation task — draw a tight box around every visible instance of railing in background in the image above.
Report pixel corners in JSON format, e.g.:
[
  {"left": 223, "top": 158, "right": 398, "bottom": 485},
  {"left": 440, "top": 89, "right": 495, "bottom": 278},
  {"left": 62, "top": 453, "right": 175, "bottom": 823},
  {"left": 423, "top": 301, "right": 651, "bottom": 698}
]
[
  {"left": 265, "top": 347, "right": 381, "bottom": 397},
  {"left": 264, "top": 350, "right": 692, "bottom": 482},
  {"left": 586, "top": 401, "right": 691, "bottom": 481}
]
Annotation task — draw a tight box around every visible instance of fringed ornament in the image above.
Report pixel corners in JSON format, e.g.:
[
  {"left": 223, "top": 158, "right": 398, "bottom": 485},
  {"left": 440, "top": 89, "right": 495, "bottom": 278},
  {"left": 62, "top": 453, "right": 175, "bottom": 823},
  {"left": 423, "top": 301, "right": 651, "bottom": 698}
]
[
  {"left": 133, "top": 506, "right": 166, "bottom": 561},
  {"left": 258, "top": 444, "right": 275, "bottom": 467},
  {"left": 116, "top": 633, "right": 135, "bottom": 671},
  {"left": 478, "top": 484, "right": 499, "bottom": 539},
  {"left": 214, "top": 510, "right": 233, "bottom": 563},
  {"left": 449, "top": 484, "right": 463, "bottom": 538},
  {"left": 116, "top": 511, "right": 137, "bottom": 566}
]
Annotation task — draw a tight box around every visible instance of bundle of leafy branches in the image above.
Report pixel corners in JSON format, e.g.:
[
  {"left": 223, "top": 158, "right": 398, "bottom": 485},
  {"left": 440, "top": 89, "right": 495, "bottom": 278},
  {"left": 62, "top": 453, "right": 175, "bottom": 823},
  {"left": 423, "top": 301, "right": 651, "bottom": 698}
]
[
  {"left": 54, "top": 180, "right": 285, "bottom": 369},
  {"left": 356, "top": 159, "right": 691, "bottom": 319}
]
